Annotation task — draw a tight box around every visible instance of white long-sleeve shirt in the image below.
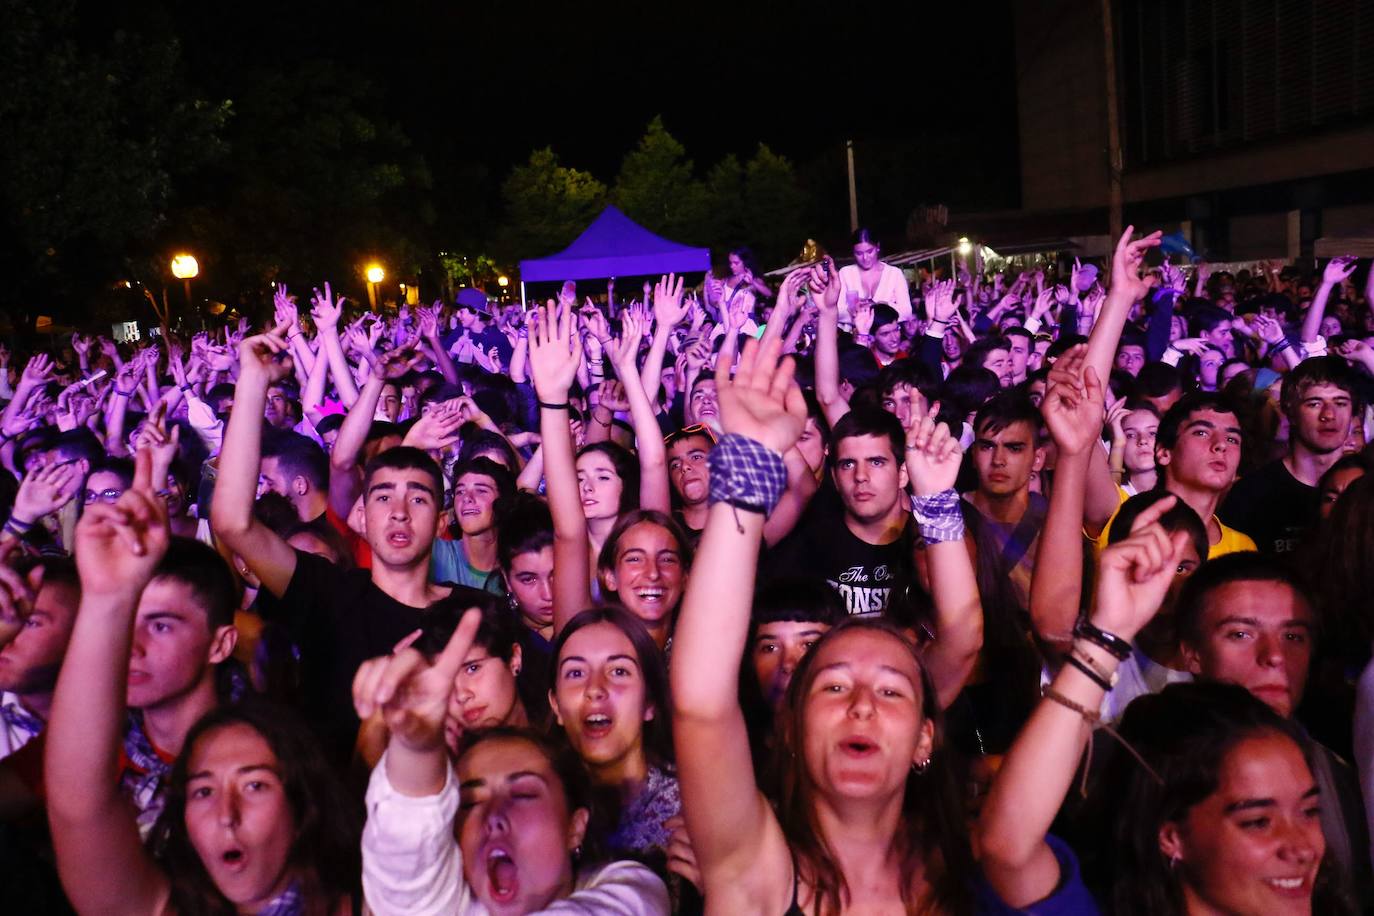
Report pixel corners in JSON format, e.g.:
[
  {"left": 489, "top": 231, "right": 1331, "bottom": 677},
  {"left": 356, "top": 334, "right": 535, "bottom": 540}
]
[
  {"left": 362, "top": 751, "right": 670, "bottom": 916},
  {"left": 836, "top": 263, "right": 913, "bottom": 326}
]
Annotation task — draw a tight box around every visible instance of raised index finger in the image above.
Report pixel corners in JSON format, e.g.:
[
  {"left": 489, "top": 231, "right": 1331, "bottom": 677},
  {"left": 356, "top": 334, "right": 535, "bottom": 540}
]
[{"left": 432, "top": 608, "right": 483, "bottom": 679}]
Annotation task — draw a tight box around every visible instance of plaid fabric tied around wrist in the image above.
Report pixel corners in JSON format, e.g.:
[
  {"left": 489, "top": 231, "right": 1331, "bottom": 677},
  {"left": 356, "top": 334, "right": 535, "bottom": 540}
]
[
  {"left": 707, "top": 433, "right": 787, "bottom": 516},
  {"left": 911, "top": 488, "right": 964, "bottom": 543}
]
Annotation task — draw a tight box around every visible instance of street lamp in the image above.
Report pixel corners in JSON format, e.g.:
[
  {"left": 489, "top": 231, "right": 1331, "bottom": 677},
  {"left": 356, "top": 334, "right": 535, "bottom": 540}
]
[
  {"left": 171, "top": 253, "right": 199, "bottom": 306},
  {"left": 956, "top": 237, "right": 973, "bottom": 257},
  {"left": 497, "top": 275, "right": 509, "bottom": 302},
  {"left": 365, "top": 263, "right": 385, "bottom": 309}
]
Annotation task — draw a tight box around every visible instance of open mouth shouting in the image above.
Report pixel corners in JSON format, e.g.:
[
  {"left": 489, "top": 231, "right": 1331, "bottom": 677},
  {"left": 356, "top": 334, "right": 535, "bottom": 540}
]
[
  {"left": 484, "top": 845, "right": 520, "bottom": 903},
  {"left": 838, "top": 735, "right": 880, "bottom": 758},
  {"left": 582, "top": 710, "right": 614, "bottom": 740}
]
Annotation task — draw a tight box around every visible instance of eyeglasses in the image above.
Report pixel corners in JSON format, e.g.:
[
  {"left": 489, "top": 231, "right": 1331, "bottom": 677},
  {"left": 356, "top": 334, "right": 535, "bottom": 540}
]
[
  {"left": 83, "top": 488, "right": 124, "bottom": 505},
  {"left": 664, "top": 424, "right": 715, "bottom": 447}
]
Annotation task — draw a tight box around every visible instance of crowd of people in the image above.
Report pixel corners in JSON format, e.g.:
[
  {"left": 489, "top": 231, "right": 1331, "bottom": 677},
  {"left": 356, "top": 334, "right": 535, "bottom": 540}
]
[{"left": 1, "top": 226, "right": 1373, "bottom": 914}]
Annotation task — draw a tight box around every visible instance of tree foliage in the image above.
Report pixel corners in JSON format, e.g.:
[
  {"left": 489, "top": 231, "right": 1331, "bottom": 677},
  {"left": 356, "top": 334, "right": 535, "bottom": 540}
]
[
  {"left": 612, "top": 116, "right": 708, "bottom": 244},
  {"left": 0, "top": 0, "right": 228, "bottom": 327},
  {"left": 496, "top": 148, "right": 607, "bottom": 260}
]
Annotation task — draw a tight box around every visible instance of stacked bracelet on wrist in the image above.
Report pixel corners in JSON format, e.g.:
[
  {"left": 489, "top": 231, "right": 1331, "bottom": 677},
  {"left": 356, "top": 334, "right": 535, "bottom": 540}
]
[
  {"left": 1074, "top": 619, "right": 1133, "bottom": 661},
  {"left": 3, "top": 515, "right": 32, "bottom": 539}
]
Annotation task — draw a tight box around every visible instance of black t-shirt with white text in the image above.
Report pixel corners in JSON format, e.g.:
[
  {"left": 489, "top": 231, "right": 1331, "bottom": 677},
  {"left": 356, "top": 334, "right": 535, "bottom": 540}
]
[
  {"left": 1219, "top": 459, "right": 1319, "bottom": 554},
  {"left": 765, "top": 488, "right": 914, "bottom": 617}
]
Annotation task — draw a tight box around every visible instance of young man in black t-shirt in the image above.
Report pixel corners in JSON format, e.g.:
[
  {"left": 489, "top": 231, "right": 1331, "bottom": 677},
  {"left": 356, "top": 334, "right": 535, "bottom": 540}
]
[
  {"left": 765, "top": 408, "right": 913, "bottom": 616},
  {"left": 1220, "top": 357, "right": 1359, "bottom": 554},
  {"left": 214, "top": 326, "right": 490, "bottom": 760}
]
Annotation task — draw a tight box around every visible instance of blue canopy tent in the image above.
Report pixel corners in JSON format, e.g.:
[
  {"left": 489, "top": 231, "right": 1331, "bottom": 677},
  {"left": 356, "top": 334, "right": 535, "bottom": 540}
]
[{"left": 517, "top": 205, "right": 711, "bottom": 305}]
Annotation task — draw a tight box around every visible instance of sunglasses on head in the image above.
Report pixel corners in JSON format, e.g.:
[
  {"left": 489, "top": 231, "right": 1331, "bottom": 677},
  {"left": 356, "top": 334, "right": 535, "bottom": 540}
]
[{"left": 664, "top": 424, "right": 715, "bottom": 448}]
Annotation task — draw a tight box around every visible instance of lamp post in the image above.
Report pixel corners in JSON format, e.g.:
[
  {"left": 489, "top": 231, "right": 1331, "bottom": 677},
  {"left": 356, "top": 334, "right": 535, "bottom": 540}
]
[
  {"left": 497, "top": 275, "right": 509, "bottom": 302},
  {"left": 170, "top": 253, "right": 199, "bottom": 333},
  {"left": 365, "top": 263, "right": 385, "bottom": 310}
]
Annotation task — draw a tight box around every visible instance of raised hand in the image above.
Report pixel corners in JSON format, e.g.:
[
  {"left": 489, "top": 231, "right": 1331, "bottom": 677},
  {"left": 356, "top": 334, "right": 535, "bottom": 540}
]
[
  {"left": 417, "top": 304, "right": 440, "bottom": 340},
  {"left": 1041, "top": 344, "right": 1105, "bottom": 456},
  {"left": 715, "top": 336, "right": 806, "bottom": 454},
  {"left": 403, "top": 400, "right": 465, "bottom": 451},
  {"left": 926, "top": 279, "right": 959, "bottom": 323},
  {"left": 310, "top": 282, "right": 345, "bottom": 329},
  {"left": 807, "top": 258, "right": 841, "bottom": 314},
  {"left": 1170, "top": 337, "right": 1210, "bottom": 356},
  {"left": 1159, "top": 257, "right": 1185, "bottom": 293},
  {"left": 653, "top": 273, "right": 688, "bottom": 329},
  {"left": 1088, "top": 495, "right": 1191, "bottom": 642},
  {"left": 902, "top": 396, "right": 961, "bottom": 495},
  {"left": 1251, "top": 314, "right": 1286, "bottom": 346},
  {"left": 597, "top": 379, "right": 631, "bottom": 413},
  {"left": 527, "top": 301, "right": 582, "bottom": 403},
  {"left": 352, "top": 608, "right": 482, "bottom": 752},
  {"left": 853, "top": 301, "right": 875, "bottom": 336},
  {"left": 1108, "top": 225, "right": 1164, "bottom": 303},
  {"left": 376, "top": 345, "right": 423, "bottom": 380},
  {"left": 1323, "top": 256, "right": 1358, "bottom": 287},
  {"left": 237, "top": 321, "right": 293, "bottom": 385},
  {"left": 138, "top": 402, "right": 181, "bottom": 493},
  {"left": 73, "top": 449, "right": 171, "bottom": 599},
  {"left": 21, "top": 354, "right": 54, "bottom": 387},
  {"left": 12, "top": 461, "right": 82, "bottom": 525},
  {"left": 273, "top": 285, "right": 300, "bottom": 334},
  {"left": 610, "top": 312, "right": 645, "bottom": 375}
]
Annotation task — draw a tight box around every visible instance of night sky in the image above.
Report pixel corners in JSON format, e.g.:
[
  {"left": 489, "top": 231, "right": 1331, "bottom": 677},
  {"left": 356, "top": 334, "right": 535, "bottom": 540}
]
[{"left": 80, "top": 0, "right": 1020, "bottom": 239}]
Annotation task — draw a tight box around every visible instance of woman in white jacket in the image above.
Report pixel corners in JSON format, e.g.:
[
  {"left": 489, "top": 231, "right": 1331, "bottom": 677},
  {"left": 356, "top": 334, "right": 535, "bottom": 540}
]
[
  {"left": 834, "top": 227, "right": 913, "bottom": 328},
  {"left": 354, "top": 609, "right": 669, "bottom": 915}
]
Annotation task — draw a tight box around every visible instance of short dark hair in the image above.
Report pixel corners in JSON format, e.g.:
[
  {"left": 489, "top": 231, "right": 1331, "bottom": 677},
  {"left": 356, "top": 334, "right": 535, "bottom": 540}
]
[
  {"left": 877, "top": 359, "right": 939, "bottom": 399},
  {"left": 1156, "top": 391, "right": 1241, "bottom": 452},
  {"left": 152, "top": 537, "right": 238, "bottom": 631},
  {"left": 1280, "top": 356, "right": 1364, "bottom": 417},
  {"left": 828, "top": 407, "right": 904, "bottom": 469},
  {"left": 452, "top": 456, "right": 515, "bottom": 503},
  {"left": 1105, "top": 490, "right": 1208, "bottom": 564},
  {"left": 870, "top": 303, "right": 900, "bottom": 331},
  {"left": 362, "top": 446, "right": 444, "bottom": 499},
  {"left": 1192, "top": 303, "right": 1234, "bottom": 334},
  {"left": 939, "top": 366, "right": 1001, "bottom": 420},
  {"left": 965, "top": 336, "right": 1011, "bottom": 371},
  {"left": 496, "top": 491, "right": 554, "bottom": 570},
  {"left": 1136, "top": 362, "right": 1183, "bottom": 399},
  {"left": 416, "top": 591, "right": 513, "bottom": 661},
  {"left": 262, "top": 431, "right": 329, "bottom": 492},
  {"left": 752, "top": 577, "right": 847, "bottom": 627},
  {"left": 1175, "top": 552, "right": 1312, "bottom": 647},
  {"left": 457, "top": 429, "right": 520, "bottom": 472},
  {"left": 50, "top": 429, "right": 104, "bottom": 468},
  {"left": 973, "top": 391, "right": 1040, "bottom": 438}
]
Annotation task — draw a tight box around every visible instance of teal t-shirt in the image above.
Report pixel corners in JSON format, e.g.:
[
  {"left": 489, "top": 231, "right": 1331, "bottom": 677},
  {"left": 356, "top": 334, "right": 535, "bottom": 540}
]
[{"left": 431, "top": 538, "right": 506, "bottom": 596}]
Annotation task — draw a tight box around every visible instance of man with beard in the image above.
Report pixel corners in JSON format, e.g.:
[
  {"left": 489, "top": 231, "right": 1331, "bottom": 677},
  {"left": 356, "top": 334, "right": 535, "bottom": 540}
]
[{"left": 1220, "top": 357, "right": 1360, "bottom": 554}]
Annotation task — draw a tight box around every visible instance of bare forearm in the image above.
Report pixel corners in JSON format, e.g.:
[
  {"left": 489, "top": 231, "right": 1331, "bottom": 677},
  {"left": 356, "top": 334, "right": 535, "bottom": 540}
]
[
  {"left": 1029, "top": 451, "right": 1089, "bottom": 652},
  {"left": 213, "top": 375, "right": 269, "bottom": 538},
  {"left": 672, "top": 502, "right": 762, "bottom": 716},
  {"left": 1302, "top": 282, "right": 1337, "bottom": 343},
  {"left": 640, "top": 329, "right": 671, "bottom": 405},
  {"left": 319, "top": 328, "right": 358, "bottom": 405}
]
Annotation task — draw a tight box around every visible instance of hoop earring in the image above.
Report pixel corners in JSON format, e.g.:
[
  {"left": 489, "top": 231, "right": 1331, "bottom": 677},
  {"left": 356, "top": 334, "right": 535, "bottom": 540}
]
[{"left": 912, "top": 757, "right": 931, "bottom": 774}]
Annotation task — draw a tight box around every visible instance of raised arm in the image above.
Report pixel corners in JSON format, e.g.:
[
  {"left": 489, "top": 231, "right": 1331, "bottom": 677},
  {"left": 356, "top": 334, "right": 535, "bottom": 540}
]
[
  {"left": 311, "top": 283, "right": 360, "bottom": 407},
  {"left": 809, "top": 258, "right": 850, "bottom": 427},
  {"left": 673, "top": 337, "right": 803, "bottom": 906},
  {"left": 903, "top": 398, "right": 983, "bottom": 709},
  {"left": 46, "top": 449, "right": 174, "bottom": 916},
  {"left": 527, "top": 304, "right": 592, "bottom": 634},
  {"left": 608, "top": 312, "right": 671, "bottom": 514},
  {"left": 1302, "top": 256, "right": 1357, "bottom": 345},
  {"left": 209, "top": 325, "right": 299, "bottom": 598},
  {"left": 978, "top": 497, "right": 1186, "bottom": 908},
  {"left": 642, "top": 274, "right": 687, "bottom": 406},
  {"left": 1029, "top": 345, "right": 1102, "bottom": 653},
  {"left": 419, "top": 302, "right": 460, "bottom": 386},
  {"left": 1084, "top": 226, "right": 1161, "bottom": 391}
]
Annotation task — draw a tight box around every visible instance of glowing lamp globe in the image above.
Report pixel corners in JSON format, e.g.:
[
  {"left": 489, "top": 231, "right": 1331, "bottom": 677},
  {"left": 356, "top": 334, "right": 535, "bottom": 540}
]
[
  {"left": 365, "top": 264, "right": 385, "bottom": 284},
  {"left": 170, "top": 254, "right": 199, "bottom": 279}
]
